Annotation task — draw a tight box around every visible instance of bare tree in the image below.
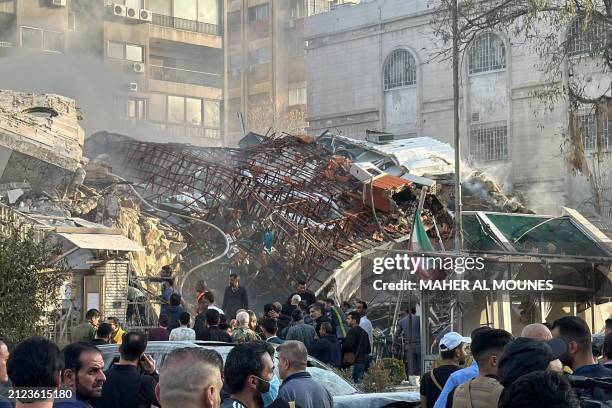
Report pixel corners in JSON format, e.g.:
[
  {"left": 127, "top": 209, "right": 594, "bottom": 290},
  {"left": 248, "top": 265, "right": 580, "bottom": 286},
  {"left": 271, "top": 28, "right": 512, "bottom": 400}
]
[
  {"left": 431, "top": 0, "right": 611, "bottom": 214},
  {"left": 246, "top": 96, "right": 307, "bottom": 136}
]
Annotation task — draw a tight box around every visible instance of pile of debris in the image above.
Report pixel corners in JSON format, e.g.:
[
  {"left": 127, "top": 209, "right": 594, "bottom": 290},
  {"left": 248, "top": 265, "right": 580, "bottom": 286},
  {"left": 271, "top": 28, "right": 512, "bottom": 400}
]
[{"left": 0, "top": 90, "right": 186, "bottom": 293}]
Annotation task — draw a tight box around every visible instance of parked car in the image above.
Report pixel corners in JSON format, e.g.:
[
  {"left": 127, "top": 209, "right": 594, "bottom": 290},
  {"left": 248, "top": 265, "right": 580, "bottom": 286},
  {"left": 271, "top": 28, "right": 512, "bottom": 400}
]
[{"left": 97, "top": 341, "right": 419, "bottom": 408}]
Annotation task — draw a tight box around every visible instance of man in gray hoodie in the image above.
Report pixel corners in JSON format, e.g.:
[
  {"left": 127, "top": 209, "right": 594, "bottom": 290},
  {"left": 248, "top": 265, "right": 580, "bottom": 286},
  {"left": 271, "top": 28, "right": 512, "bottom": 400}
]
[{"left": 278, "top": 341, "right": 333, "bottom": 408}]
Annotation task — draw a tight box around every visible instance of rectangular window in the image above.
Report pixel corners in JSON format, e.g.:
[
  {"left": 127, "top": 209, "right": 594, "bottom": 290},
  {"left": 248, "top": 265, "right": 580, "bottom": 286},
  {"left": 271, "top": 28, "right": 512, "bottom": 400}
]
[
  {"left": 168, "top": 95, "right": 185, "bottom": 124},
  {"left": 68, "top": 12, "right": 76, "bottom": 32},
  {"left": 174, "top": 0, "right": 197, "bottom": 21},
  {"left": 204, "top": 100, "right": 220, "bottom": 128},
  {"left": 108, "top": 41, "right": 144, "bottom": 62},
  {"left": 108, "top": 41, "right": 125, "bottom": 59},
  {"left": 149, "top": 94, "right": 167, "bottom": 122},
  {"left": 579, "top": 112, "right": 612, "bottom": 151},
  {"left": 43, "top": 31, "right": 63, "bottom": 52},
  {"left": 290, "top": 0, "right": 305, "bottom": 19},
  {"left": 289, "top": 87, "right": 306, "bottom": 106},
  {"left": 470, "top": 123, "right": 508, "bottom": 162},
  {"left": 127, "top": 99, "right": 146, "bottom": 119},
  {"left": 149, "top": 0, "right": 172, "bottom": 15},
  {"left": 249, "top": 4, "right": 269, "bottom": 22},
  {"left": 185, "top": 97, "right": 202, "bottom": 126},
  {"left": 21, "top": 27, "right": 63, "bottom": 52},
  {"left": 198, "top": 0, "right": 219, "bottom": 25},
  {"left": 21, "top": 27, "right": 41, "bottom": 48},
  {"left": 125, "top": 43, "right": 144, "bottom": 62},
  {"left": 579, "top": 113, "right": 597, "bottom": 151},
  {"left": 124, "top": 0, "right": 144, "bottom": 8}
]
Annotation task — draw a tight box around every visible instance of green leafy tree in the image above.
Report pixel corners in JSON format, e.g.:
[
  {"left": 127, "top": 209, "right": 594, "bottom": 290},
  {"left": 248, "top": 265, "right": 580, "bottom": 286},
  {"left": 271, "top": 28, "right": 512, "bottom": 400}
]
[{"left": 0, "top": 228, "right": 68, "bottom": 343}]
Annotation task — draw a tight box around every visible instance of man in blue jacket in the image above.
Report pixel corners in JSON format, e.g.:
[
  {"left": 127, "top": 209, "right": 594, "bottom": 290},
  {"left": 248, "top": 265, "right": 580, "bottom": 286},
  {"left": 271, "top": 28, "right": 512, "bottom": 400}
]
[{"left": 309, "top": 322, "right": 341, "bottom": 368}]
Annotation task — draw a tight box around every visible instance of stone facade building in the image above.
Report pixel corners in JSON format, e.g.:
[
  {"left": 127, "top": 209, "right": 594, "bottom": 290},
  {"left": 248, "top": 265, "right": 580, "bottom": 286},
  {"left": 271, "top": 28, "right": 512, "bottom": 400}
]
[{"left": 305, "top": 0, "right": 612, "bottom": 216}]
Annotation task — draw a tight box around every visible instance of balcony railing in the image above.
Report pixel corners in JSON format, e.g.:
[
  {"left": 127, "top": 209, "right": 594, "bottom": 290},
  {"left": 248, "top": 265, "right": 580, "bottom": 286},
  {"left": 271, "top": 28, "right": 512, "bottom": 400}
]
[
  {"left": 149, "top": 65, "right": 222, "bottom": 88},
  {"left": 152, "top": 14, "right": 220, "bottom": 36}
]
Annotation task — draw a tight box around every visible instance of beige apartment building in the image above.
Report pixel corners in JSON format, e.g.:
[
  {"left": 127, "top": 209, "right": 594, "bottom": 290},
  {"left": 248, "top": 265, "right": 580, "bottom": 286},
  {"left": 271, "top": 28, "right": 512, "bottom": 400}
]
[
  {"left": 0, "top": 0, "right": 224, "bottom": 146},
  {"left": 223, "top": 0, "right": 358, "bottom": 146}
]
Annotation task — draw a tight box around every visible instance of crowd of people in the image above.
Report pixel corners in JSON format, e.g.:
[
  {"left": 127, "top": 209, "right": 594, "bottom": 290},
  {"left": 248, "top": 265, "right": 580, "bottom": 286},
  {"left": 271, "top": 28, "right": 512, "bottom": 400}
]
[
  {"left": 1, "top": 272, "right": 611, "bottom": 408},
  {"left": 0, "top": 276, "right": 375, "bottom": 408},
  {"left": 420, "top": 316, "right": 612, "bottom": 408}
]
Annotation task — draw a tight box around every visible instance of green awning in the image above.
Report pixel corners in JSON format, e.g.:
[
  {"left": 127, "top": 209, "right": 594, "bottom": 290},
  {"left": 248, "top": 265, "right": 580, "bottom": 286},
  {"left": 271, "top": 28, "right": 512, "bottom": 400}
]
[{"left": 463, "top": 212, "right": 612, "bottom": 258}]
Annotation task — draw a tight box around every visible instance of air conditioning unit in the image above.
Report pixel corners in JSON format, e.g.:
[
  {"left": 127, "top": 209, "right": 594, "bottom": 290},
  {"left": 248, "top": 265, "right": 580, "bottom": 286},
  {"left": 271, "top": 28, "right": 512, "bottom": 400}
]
[
  {"left": 112, "top": 4, "right": 127, "bottom": 17},
  {"left": 139, "top": 9, "right": 152, "bottom": 22},
  {"left": 288, "top": 19, "right": 296, "bottom": 29},
  {"left": 129, "top": 82, "right": 138, "bottom": 92},
  {"left": 125, "top": 7, "right": 139, "bottom": 20},
  {"left": 350, "top": 162, "right": 384, "bottom": 182},
  {"left": 365, "top": 130, "right": 394, "bottom": 144},
  {"left": 50, "top": 0, "right": 66, "bottom": 6},
  {"left": 133, "top": 63, "right": 145, "bottom": 73},
  {"left": 471, "top": 112, "right": 480, "bottom": 122}
]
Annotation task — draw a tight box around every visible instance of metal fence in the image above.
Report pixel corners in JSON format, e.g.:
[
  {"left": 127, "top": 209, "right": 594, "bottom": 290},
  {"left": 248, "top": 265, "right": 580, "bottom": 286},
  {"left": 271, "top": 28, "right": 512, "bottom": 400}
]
[{"left": 152, "top": 13, "right": 220, "bottom": 36}]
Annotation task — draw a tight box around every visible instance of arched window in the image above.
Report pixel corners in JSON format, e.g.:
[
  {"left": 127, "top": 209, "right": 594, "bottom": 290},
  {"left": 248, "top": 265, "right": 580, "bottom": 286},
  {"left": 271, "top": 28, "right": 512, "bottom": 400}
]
[
  {"left": 383, "top": 49, "right": 416, "bottom": 91},
  {"left": 468, "top": 33, "right": 506, "bottom": 74},
  {"left": 567, "top": 17, "right": 609, "bottom": 55}
]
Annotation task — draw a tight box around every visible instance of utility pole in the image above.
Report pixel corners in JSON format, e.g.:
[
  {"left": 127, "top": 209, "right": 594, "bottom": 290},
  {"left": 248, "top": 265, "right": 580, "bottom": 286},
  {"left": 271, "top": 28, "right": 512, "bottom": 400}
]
[{"left": 452, "top": 0, "right": 463, "bottom": 252}]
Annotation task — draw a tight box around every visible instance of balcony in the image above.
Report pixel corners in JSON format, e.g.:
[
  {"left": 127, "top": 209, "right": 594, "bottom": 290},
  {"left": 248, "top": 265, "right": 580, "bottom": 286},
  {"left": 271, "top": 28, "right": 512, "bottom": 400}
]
[
  {"left": 150, "top": 65, "right": 222, "bottom": 88},
  {"left": 152, "top": 14, "right": 220, "bottom": 36}
]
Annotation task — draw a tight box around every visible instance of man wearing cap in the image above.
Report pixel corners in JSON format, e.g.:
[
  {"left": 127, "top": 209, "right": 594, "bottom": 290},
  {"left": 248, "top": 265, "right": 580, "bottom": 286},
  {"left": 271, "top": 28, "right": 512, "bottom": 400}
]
[
  {"left": 420, "top": 332, "right": 470, "bottom": 408},
  {"left": 498, "top": 336, "right": 568, "bottom": 387},
  {"left": 433, "top": 327, "right": 490, "bottom": 408}
]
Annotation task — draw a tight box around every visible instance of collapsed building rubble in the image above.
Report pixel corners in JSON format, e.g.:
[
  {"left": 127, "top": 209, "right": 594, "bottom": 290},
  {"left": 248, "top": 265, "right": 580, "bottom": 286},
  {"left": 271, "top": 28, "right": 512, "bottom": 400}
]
[
  {"left": 0, "top": 92, "right": 186, "bottom": 334},
  {"left": 81, "top": 129, "right": 537, "bottom": 309},
  {"left": 0, "top": 89, "right": 568, "bottom": 322},
  {"left": 0, "top": 90, "right": 84, "bottom": 197}
]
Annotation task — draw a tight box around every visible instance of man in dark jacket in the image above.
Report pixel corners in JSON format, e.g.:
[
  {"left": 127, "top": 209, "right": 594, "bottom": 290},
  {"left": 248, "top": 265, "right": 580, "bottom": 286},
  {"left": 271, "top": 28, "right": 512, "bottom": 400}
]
[
  {"left": 308, "top": 304, "right": 332, "bottom": 334},
  {"left": 196, "top": 309, "right": 232, "bottom": 342},
  {"left": 165, "top": 293, "right": 184, "bottom": 331},
  {"left": 221, "top": 273, "right": 248, "bottom": 319},
  {"left": 309, "top": 322, "right": 341, "bottom": 367},
  {"left": 278, "top": 341, "right": 333, "bottom": 408},
  {"left": 342, "top": 311, "right": 371, "bottom": 383},
  {"left": 262, "top": 318, "right": 284, "bottom": 345},
  {"left": 286, "top": 280, "right": 316, "bottom": 307},
  {"left": 95, "top": 331, "right": 159, "bottom": 408},
  {"left": 147, "top": 315, "right": 170, "bottom": 341}
]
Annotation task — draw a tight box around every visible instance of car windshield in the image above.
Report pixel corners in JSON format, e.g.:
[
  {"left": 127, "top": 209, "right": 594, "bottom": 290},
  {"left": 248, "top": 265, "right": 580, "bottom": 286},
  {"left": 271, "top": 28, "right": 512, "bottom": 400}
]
[{"left": 98, "top": 342, "right": 359, "bottom": 397}]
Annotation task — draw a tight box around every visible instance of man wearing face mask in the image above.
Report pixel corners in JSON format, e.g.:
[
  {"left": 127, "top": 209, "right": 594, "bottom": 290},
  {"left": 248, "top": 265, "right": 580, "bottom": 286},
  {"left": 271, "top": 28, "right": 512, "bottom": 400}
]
[{"left": 221, "top": 342, "right": 293, "bottom": 408}]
